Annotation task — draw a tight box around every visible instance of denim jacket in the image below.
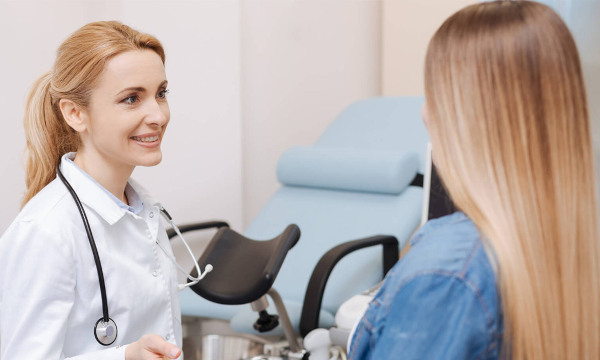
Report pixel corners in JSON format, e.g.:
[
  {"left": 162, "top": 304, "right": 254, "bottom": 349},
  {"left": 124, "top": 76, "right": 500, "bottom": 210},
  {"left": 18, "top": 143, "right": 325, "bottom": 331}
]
[{"left": 348, "top": 212, "right": 503, "bottom": 360}]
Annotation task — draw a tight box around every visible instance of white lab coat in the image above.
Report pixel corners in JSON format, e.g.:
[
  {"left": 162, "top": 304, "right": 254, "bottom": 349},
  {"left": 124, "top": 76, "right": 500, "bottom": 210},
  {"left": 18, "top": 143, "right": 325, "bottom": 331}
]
[{"left": 0, "top": 155, "right": 182, "bottom": 359}]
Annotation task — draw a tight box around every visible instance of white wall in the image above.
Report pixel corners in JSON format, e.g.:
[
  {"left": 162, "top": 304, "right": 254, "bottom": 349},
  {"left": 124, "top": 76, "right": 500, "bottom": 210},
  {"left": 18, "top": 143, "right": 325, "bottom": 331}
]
[
  {"left": 0, "top": 1, "right": 382, "bottom": 273},
  {"left": 241, "top": 0, "right": 382, "bottom": 226},
  {"left": 0, "top": 1, "right": 243, "bottom": 234}
]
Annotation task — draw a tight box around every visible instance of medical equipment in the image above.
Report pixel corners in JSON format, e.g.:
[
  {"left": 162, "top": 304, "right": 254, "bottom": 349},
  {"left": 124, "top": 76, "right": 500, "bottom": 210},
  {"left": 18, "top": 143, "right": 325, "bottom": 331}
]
[
  {"left": 56, "top": 165, "right": 212, "bottom": 346},
  {"left": 227, "top": 97, "right": 427, "bottom": 338}
]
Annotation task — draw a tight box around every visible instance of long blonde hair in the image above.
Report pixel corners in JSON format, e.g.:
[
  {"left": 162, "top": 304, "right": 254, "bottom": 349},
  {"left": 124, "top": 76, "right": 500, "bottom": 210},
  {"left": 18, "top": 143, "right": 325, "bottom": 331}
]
[
  {"left": 425, "top": 1, "right": 599, "bottom": 358},
  {"left": 23, "top": 21, "right": 165, "bottom": 206}
]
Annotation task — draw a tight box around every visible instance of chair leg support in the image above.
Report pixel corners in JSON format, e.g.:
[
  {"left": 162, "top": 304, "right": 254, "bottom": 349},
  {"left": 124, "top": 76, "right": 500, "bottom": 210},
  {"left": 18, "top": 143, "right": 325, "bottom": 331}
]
[{"left": 267, "top": 288, "right": 302, "bottom": 353}]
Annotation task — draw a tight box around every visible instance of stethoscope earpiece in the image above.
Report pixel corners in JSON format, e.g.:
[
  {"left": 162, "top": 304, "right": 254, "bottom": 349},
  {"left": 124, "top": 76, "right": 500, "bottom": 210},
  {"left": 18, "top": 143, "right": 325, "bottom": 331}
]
[{"left": 94, "top": 317, "right": 118, "bottom": 346}]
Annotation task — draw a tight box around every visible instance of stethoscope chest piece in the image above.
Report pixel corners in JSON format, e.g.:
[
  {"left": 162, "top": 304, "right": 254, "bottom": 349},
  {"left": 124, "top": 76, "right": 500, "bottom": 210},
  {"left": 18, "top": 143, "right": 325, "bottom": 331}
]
[{"left": 94, "top": 317, "right": 118, "bottom": 346}]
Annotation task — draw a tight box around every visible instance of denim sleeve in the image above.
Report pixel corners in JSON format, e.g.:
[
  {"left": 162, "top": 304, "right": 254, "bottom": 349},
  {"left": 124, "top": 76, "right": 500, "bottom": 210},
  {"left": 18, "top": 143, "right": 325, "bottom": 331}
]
[{"left": 352, "top": 272, "right": 496, "bottom": 360}]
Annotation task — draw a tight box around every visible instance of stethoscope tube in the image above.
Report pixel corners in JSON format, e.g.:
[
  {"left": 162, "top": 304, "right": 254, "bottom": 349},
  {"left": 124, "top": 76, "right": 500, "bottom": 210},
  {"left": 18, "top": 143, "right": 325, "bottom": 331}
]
[
  {"left": 56, "top": 166, "right": 116, "bottom": 345},
  {"left": 156, "top": 207, "right": 213, "bottom": 290}
]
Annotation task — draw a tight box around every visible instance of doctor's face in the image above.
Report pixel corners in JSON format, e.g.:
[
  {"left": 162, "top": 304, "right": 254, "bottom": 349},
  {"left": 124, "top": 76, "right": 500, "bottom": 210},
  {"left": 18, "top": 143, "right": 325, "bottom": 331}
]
[{"left": 78, "top": 49, "right": 169, "bottom": 173}]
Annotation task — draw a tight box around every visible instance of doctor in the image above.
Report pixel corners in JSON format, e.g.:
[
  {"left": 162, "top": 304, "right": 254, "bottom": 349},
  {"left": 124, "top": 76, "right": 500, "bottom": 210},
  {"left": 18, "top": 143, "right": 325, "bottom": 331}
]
[{"left": 0, "top": 21, "right": 184, "bottom": 359}]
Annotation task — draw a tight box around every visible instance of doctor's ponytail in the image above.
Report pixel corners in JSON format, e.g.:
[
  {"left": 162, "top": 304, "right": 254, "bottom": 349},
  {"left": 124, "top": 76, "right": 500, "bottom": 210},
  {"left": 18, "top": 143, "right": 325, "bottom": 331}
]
[
  {"left": 22, "top": 21, "right": 165, "bottom": 207},
  {"left": 23, "top": 72, "right": 80, "bottom": 207}
]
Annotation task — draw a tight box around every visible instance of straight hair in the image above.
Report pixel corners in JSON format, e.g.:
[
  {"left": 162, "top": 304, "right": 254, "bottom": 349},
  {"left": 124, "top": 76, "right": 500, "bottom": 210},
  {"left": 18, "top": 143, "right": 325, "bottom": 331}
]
[{"left": 425, "top": 1, "right": 600, "bottom": 358}]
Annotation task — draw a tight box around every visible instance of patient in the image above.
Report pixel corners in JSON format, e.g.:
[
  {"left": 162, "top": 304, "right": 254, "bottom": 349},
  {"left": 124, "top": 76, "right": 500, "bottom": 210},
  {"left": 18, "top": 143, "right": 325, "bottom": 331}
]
[{"left": 349, "top": 1, "right": 600, "bottom": 359}]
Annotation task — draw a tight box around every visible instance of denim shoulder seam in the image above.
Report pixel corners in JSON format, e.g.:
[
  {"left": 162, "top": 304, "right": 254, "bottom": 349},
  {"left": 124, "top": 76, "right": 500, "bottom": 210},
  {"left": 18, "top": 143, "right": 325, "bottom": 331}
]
[
  {"left": 387, "top": 270, "right": 494, "bottom": 329},
  {"left": 459, "top": 241, "right": 481, "bottom": 278}
]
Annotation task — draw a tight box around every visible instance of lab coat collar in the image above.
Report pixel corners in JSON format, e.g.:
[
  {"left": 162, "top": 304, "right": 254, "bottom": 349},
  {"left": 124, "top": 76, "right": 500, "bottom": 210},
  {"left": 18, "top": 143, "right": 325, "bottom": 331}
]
[{"left": 58, "top": 153, "right": 142, "bottom": 226}]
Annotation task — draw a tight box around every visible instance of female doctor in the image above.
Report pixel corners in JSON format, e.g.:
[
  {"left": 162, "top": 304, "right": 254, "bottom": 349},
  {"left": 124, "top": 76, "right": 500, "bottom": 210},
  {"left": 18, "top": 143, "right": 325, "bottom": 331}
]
[{"left": 0, "top": 21, "right": 185, "bottom": 359}]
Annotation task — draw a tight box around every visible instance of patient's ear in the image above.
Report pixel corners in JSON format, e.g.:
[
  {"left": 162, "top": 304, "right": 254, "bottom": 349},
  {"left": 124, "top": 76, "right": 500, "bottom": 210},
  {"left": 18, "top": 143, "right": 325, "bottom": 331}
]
[{"left": 59, "top": 99, "right": 87, "bottom": 133}]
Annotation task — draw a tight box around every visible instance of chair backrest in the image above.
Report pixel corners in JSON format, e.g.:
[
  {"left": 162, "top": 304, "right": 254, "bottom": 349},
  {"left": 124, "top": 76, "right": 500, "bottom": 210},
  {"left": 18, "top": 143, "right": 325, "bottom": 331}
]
[
  {"left": 314, "top": 96, "right": 429, "bottom": 173},
  {"left": 244, "top": 96, "right": 429, "bottom": 315}
]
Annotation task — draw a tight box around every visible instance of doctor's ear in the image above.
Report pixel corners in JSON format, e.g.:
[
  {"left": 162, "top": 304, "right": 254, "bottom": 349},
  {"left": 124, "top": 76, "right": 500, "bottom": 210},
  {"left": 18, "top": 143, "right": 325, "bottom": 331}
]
[{"left": 59, "top": 99, "right": 88, "bottom": 133}]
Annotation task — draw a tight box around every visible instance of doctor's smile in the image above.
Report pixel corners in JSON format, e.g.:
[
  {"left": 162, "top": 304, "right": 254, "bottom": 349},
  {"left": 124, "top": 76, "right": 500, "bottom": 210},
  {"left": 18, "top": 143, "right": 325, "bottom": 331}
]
[{"left": 129, "top": 133, "right": 162, "bottom": 147}]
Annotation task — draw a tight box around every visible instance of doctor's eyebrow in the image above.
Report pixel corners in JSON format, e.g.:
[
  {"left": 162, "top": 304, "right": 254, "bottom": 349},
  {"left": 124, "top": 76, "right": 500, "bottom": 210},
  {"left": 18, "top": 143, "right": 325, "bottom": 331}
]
[{"left": 115, "top": 80, "right": 169, "bottom": 97}]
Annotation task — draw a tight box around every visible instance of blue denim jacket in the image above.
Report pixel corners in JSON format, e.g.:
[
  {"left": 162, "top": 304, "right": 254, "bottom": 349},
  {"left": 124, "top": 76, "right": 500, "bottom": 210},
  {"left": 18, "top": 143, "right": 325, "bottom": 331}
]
[{"left": 348, "top": 212, "right": 503, "bottom": 359}]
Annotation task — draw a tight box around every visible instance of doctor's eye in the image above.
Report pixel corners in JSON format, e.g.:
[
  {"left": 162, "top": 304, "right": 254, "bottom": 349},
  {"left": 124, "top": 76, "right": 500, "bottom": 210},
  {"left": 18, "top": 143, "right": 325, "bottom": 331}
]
[
  {"left": 121, "top": 94, "right": 139, "bottom": 105},
  {"left": 157, "top": 88, "right": 170, "bottom": 100}
]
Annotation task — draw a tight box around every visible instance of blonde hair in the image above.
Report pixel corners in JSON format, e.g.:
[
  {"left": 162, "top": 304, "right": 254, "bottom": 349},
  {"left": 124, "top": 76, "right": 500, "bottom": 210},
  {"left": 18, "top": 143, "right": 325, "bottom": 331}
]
[
  {"left": 425, "top": 1, "right": 599, "bottom": 359},
  {"left": 23, "top": 21, "right": 165, "bottom": 206}
]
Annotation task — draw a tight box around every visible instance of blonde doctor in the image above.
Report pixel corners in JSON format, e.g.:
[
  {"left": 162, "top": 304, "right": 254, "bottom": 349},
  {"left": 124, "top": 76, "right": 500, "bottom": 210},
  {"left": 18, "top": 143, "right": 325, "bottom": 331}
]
[{"left": 0, "top": 21, "right": 193, "bottom": 360}]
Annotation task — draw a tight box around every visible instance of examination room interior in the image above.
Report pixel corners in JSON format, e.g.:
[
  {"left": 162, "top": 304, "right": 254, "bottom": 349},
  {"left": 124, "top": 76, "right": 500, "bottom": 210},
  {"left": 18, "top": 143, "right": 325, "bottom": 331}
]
[{"left": 0, "top": 0, "right": 599, "bottom": 356}]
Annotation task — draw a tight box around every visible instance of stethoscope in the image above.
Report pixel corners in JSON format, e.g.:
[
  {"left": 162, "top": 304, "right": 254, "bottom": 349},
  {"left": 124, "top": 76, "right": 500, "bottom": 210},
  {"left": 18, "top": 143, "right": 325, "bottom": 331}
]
[{"left": 56, "top": 165, "right": 213, "bottom": 346}]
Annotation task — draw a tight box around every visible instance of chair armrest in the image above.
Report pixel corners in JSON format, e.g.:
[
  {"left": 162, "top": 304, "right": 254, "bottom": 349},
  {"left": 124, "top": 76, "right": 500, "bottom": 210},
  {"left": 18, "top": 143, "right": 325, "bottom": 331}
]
[
  {"left": 299, "top": 235, "right": 399, "bottom": 337},
  {"left": 167, "top": 221, "right": 230, "bottom": 240}
]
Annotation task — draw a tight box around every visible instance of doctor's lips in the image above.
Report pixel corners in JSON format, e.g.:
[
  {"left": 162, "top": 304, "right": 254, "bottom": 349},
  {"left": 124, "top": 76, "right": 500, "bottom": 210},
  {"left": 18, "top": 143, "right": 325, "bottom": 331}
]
[{"left": 130, "top": 133, "right": 161, "bottom": 143}]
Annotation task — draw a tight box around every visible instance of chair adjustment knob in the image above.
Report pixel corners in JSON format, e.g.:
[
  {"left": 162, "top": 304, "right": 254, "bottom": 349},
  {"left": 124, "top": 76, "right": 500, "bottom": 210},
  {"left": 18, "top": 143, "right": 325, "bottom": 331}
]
[{"left": 253, "top": 310, "right": 279, "bottom": 333}]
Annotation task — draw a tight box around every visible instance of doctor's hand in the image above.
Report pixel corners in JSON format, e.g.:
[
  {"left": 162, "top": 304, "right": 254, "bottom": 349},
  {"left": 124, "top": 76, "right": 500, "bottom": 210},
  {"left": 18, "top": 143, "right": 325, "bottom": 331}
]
[{"left": 125, "top": 334, "right": 181, "bottom": 360}]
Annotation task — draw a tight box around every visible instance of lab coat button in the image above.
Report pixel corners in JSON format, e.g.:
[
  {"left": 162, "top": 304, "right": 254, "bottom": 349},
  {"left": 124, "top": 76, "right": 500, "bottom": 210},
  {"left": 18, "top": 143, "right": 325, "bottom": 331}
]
[
  {"left": 149, "top": 211, "right": 154, "bottom": 218},
  {"left": 152, "top": 271, "right": 158, "bottom": 277},
  {"left": 165, "top": 334, "right": 170, "bottom": 340}
]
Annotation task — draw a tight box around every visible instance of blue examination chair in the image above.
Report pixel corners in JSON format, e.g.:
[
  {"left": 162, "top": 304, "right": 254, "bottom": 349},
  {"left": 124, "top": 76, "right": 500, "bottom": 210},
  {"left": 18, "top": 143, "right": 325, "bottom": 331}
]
[{"left": 176, "top": 96, "right": 430, "bottom": 348}]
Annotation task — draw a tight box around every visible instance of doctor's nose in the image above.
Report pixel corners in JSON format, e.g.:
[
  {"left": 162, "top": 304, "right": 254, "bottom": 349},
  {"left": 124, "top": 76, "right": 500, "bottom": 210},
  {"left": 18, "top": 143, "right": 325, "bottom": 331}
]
[{"left": 144, "top": 99, "right": 170, "bottom": 127}]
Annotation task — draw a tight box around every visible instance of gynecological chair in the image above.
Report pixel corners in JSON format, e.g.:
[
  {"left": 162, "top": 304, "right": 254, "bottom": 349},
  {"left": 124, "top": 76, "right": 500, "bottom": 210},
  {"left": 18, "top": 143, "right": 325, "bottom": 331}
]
[{"left": 174, "top": 96, "right": 430, "bottom": 358}]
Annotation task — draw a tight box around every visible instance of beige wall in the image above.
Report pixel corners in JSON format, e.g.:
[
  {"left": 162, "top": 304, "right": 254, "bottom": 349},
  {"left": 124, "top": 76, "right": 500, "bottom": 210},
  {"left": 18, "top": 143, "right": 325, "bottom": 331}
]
[
  {"left": 382, "top": 0, "right": 600, "bottom": 187},
  {"left": 382, "top": 0, "right": 474, "bottom": 96},
  {"left": 241, "top": 0, "right": 382, "bottom": 227}
]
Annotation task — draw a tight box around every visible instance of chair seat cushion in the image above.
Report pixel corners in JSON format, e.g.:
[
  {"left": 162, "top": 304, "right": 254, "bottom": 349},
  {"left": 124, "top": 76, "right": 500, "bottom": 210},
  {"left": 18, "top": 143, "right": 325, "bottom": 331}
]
[
  {"left": 230, "top": 300, "right": 335, "bottom": 336},
  {"left": 180, "top": 287, "right": 244, "bottom": 320}
]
